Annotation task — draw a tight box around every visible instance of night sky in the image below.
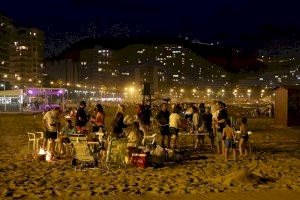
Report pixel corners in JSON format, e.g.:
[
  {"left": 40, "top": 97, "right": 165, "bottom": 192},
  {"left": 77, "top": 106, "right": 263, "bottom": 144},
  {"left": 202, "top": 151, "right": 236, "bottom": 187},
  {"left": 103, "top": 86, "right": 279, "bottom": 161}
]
[{"left": 1, "top": 0, "right": 299, "bottom": 56}]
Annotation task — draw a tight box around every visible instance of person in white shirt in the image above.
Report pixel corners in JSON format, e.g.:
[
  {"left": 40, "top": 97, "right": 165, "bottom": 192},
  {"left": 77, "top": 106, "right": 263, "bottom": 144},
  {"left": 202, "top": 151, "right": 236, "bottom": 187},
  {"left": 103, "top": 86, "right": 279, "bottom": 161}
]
[
  {"left": 169, "top": 104, "right": 182, "bottom": 149},
  {"left": 43, "top": 107, "right": 61, "bottom": 152}
]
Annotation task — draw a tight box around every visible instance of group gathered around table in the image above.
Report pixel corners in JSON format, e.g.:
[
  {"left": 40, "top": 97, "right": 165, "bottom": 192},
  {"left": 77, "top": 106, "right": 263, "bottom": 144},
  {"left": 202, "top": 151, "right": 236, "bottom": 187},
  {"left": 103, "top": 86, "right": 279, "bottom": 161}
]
[{"left": 41, "top": 100, "right": 251, "bottom": 166}]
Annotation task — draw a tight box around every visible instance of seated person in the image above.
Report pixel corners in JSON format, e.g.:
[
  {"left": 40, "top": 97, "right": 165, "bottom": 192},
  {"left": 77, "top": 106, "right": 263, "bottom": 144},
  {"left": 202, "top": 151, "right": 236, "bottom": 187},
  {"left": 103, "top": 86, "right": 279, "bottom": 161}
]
[
  {"left": 126, "top": 122, "right": 144, "bottom": 163},
  {"left": 58, "top": 119, "right": 77, "bottom": 154},
  {"left": 127, "top": 122, "right": 144, "bottom": 148}
]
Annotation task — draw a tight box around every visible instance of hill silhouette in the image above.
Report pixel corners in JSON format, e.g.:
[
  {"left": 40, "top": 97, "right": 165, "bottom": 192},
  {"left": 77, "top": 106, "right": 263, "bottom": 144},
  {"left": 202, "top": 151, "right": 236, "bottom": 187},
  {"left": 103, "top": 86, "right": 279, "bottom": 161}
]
[{"left": 49, "top": 36, "right": 266, "bottom": 73}]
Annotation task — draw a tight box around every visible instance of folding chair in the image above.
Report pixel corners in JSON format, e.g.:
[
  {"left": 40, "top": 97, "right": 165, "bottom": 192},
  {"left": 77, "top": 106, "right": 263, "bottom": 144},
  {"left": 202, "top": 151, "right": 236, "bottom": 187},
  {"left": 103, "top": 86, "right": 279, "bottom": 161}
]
[
  {"left": 72, "top": 137, "right": 99, "bottom": 170},
  {"left": 103, "top": 138, "right": 128, "bottom": 170}
]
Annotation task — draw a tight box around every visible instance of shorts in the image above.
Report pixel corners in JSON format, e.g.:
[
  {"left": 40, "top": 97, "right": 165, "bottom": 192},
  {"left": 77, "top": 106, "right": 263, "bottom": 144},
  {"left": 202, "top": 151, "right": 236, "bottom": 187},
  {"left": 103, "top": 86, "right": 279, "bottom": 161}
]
[
  {"left": 241, "top": 135, "right": 249, "bottom": 141},
  {"left": 225, "top": 139, "right": 234, "bottom": 148},
  {"left": 169, "top": 127, "right": 179, "bottom": 136},
  {"left": 159, "top": 125, "right": 169, "bottom": 136},
  {"left": 45, "top": 131, "right": 58, "bottom": 139}
]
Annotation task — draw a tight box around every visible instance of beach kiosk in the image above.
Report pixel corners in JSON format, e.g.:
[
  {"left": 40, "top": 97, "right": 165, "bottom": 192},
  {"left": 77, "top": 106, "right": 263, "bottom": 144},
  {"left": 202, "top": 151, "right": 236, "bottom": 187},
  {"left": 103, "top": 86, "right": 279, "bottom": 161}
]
[
  {"left": 0, "top": 89, "right": 24, "bottom": 112},
  {"left": 274, "top": 85, "right": 300, "bottom": 127},
  {"left": 25, "top": 88, "right": 67, "bottom": 112}
]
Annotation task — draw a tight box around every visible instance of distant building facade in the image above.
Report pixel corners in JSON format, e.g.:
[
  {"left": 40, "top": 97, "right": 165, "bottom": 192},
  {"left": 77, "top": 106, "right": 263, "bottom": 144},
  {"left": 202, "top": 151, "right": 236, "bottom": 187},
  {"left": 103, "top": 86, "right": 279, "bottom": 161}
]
[{"left": 0, "top": 14, "right": 45, "bottom": 89}]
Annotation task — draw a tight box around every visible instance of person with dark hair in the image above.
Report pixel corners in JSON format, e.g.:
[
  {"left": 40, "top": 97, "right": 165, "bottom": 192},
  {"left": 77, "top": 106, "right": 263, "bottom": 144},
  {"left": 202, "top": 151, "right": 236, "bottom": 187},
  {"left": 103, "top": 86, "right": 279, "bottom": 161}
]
[
  {"left": 90, "top": 104, "right": 105, "bottom": 132},
  {"left": 222, "top": 119, "right": 236, "bottom": 162},
  {"left": 169, "top": 104, "right": 182, "bottom": 149},
  {"left": 75, "top": 101, "right": 88, "bottom": 132},
  {"left": 155, "top": 103, "right": 170, "bottom": 148},
  {"left": 214, "top": 101, "right": 228, "bottom": 155},
  {"left": 203, "top": 107, "right": 214, "bottom": 149},
  {"left": 111, "top": 107, "right": 128, "bottom": 138},
  {"left": 239, "top": 117, "right": 249, "bottom": 156}
]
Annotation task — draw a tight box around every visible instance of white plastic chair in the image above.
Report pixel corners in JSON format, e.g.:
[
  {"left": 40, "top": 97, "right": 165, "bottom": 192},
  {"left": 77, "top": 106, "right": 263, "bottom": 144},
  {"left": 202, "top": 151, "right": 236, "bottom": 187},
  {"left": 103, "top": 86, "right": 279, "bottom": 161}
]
[
  {"left": 142, "top": 133, "right": 156, "bottom": 146},
  {"left": 27, "top": 132, "right": 36, "bottom": 152},
  {"left": 104, "top": 138, "right": 128, "bottom": 169},
  {"left": 35, "top": 131, "right": 44, "bottom": 149}
]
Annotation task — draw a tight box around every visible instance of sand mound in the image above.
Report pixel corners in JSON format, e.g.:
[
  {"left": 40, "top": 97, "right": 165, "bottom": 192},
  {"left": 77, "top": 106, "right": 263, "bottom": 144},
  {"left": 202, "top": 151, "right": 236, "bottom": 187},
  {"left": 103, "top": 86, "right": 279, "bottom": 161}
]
[
  {"left": 223, "top": 169, "right": 258, "bottom": 186},
  {"left": 222, "top": 169, "right": 276, "bottom": 187}
]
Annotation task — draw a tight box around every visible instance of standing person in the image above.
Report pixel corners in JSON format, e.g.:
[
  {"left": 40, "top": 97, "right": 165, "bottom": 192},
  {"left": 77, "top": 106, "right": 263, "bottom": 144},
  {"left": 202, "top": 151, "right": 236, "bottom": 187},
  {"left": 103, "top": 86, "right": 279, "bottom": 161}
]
[
  {"left": 111, "top": 104, "right": 127, "bottom": 138},
  {"left": 203, "top": 107, "right": 214, "bottom": 149},
  {"left": 169, "top": 104, "right": 182, "bottom": 149},
  {"left": 198, "top": 103, "right": 205, "bottom": 128},
  {"left": 137, "top": 104, "right": 147, "bottom": 136},
  {"left": 43, "top": 107, "right": 61, "bottom": 152},
  {"left": 75, "top": 101, "right": 88, "bottom": 132},
  {"left": 214, "top": 101, "right": 228, "bottom": 155},
  {"left": 155, "top": 103, "right": 170, "bottom": 148},
  {"left": 223, "top": 119, "right": 236, "bottom": 162},
  {"left": 191, "top": 106, "right": 202, "bottom": 149},
  {"left": 90, "top": 104, "right": 105, "bottom": 132},
  {"left": 239, "top": 117, "right": 249, "bottom": 156},
  {"left": 210, "top": 100, "right": 219, "bottom": 140}
]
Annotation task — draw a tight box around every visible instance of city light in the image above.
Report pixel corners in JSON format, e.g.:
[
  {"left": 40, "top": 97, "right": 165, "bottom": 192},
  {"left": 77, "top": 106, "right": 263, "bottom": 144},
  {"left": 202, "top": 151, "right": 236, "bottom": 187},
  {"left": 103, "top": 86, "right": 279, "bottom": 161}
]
[{"left": 3, "top": 74, "right": 7, "bottom": 78}]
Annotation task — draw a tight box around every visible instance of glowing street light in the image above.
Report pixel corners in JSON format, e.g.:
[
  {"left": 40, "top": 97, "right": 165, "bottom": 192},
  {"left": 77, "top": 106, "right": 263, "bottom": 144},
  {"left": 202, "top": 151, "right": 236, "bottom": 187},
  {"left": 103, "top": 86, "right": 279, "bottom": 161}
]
[
  {"left": 0, "top": 84, "right": 5, "bottom": 91},
  {"left": 50, "top": 81, "right": 54, "bottom": 85},
  {"left": 180, "top": 89, "right": 184, "bottom": 93},
  {"left": 207, "top": 88, "right": 212, "bottom": 99},
  {"left": 247, "top": 89, "right": 252, "bottom": 99},
  {"left": 129, "top": 87, "right": 135, "bottom": 98},
  {"left": 3, "top": 74, "right": 7, "bottom": 78},
  {"left": 192, "top": 89, "right": 196, "bottom": 93}
]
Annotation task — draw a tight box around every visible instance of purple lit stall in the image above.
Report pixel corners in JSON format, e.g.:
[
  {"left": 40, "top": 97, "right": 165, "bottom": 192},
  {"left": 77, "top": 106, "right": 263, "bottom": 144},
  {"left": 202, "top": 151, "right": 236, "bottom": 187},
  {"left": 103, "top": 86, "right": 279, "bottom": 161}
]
[{"left": 25, "top": 88, "right": 66, "bottom": 112}]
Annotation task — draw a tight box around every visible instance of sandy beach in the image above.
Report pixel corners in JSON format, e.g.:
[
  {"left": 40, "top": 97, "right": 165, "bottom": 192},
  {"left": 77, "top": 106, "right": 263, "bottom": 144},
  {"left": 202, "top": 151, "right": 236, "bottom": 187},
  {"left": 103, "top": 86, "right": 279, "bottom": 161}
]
[{"left": 0, "top": 114, "right": 299, "bottom": 199}]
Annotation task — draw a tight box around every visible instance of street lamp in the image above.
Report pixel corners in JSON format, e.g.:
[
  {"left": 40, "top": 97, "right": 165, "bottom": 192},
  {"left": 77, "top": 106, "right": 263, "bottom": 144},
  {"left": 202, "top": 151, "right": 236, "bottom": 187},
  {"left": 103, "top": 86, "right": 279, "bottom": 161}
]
[
  {"left": 1, "top": 84, "right": 6, "bottom": 111},
  {"left": 247, "top": 89, "right": 252, "bottom": 99},
  {"left": 129, "top": 87, "right": 134, "bottom": 98},
  {"left": 0, "top": 84, "right": 5, "bottom": 91}
]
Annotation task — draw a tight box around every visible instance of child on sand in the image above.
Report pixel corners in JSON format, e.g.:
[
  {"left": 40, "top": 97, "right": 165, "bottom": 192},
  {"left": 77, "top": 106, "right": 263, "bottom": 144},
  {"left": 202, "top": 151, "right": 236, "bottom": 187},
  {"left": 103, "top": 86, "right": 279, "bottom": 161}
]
[
  {"left": 222, "top": 119, "right": 236, "bottom": 162},
  {"left": 239, "top": 117, "right": 249, "bottom": 156}
]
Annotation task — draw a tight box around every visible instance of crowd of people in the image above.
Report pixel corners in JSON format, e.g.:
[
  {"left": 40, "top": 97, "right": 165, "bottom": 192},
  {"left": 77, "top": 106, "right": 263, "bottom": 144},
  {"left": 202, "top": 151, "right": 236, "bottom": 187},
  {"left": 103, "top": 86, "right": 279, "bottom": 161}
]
[{"left": 41, "top": 100, "right": 251, "bottom": 163}]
